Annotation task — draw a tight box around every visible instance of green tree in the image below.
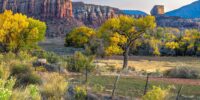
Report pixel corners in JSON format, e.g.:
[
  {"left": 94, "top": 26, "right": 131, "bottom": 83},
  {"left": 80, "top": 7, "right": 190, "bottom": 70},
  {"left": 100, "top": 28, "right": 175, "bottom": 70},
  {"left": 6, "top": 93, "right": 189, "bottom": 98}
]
[
  {"left": 0, "top": 10, "right": 46, "bottom": 53},
  {"left": 99, "top": 15, "right": 156, "bottom": 69},
  {"left": 65, "top": 26, "right": 96, "bottom": 48}
]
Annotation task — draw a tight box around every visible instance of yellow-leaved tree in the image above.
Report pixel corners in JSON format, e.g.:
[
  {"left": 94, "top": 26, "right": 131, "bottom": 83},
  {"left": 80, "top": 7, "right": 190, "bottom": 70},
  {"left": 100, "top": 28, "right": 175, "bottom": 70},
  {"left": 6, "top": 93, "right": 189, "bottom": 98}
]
[
  {"left": 65, "top": 26, "right": 96, "bottom": 48},
  {"left": 0, "top": 10, "right": 46, "bottom": 53},
  {"left": 99, "top": 15, "right": 156, "bottom": 69}
]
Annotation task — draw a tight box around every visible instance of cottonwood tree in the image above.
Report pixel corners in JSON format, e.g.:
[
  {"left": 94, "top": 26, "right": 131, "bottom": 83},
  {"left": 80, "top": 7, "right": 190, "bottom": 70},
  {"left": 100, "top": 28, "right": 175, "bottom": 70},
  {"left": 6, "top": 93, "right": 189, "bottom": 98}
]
[
  {"left": 99, "top": 15, "right": 156, "bottom": 69},
  {"left": 65, "top": 26, "right": 96, "bottom": 48},
  {"left": 0, "top": 10, "right": 46, "bottom": 53}
]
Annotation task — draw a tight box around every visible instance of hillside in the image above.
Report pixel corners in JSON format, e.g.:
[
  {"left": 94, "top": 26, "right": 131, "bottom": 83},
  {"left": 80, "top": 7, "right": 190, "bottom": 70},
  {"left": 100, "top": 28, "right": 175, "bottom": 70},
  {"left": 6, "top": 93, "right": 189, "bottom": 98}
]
[
  {"left": 165, "top": 0, "right": 200, "bottom": 18},
  {"left": 122, "top": 10, "right": 147, "bottom": 16}
]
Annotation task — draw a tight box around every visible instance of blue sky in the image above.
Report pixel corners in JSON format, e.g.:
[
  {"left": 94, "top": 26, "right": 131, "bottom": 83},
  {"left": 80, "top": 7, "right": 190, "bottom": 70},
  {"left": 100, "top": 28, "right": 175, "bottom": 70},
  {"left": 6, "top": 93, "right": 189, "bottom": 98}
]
[{"left": 72, "top": 0, "right": 197, "bottom": 14}]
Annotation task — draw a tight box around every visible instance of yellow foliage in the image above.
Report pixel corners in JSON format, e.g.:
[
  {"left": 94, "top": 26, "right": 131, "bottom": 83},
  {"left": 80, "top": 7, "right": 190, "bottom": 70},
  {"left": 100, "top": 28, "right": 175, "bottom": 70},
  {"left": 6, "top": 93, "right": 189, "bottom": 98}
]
[
  {"left": 0, "top": 10, "right": 46, "bottom": 52},
  {"left": 142, "top": 86, "right": 170, "bottom": 100},
  {"left": 110, "top": 33, "right": 127, "bottom": 45},
  {"left": 74, "top": 86, "right": 87, "bottom": 100},
  {"left": 165, "top": 42, "right": 179, "bottom": 50},
  {"left": 105, "top": 45, "right": 123, "bottom": 55},
  {"left": 100, "top": 15, "right": 156, "bottom": 56},
  {"left": 66, "top": 26, "right": 96, "bottom": 47}
]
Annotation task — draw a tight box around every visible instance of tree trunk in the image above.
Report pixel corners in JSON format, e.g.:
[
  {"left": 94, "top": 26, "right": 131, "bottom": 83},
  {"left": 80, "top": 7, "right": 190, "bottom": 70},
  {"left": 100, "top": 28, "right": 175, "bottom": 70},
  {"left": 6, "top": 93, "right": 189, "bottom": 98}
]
[{"left": 123, "top": 47, "right": 129, "bottom": 69}]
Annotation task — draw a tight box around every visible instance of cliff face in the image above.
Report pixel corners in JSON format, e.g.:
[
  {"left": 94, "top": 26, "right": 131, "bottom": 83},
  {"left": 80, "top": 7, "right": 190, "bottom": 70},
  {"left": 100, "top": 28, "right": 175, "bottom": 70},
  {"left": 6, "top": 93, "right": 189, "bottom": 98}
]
[
  {"left": 72, "top": 2, "right": 121, "bottom": 27},
  {"left": 0, "top": 0, "right": 83, "bottom": 37},
  {"left": 0, "top": 0, "right": 73, "bottom": 19}
]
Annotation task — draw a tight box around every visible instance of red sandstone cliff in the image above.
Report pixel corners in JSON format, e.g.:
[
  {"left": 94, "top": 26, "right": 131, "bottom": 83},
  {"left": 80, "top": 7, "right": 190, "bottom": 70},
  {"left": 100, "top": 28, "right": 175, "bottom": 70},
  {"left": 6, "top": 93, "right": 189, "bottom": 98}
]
[{"left": 0, "top": 0, "right": 73, "bottom": 19}]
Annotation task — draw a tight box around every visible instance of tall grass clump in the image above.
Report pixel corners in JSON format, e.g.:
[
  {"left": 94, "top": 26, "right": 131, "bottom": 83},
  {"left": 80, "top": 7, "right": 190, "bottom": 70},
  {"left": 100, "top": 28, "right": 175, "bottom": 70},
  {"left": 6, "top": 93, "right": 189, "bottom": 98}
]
[
  {"left": 11, "top": 85, "right": 41, "bottom": 100},
  {"left": 41, "top": 73, "right": 68, "bottom": 100}
]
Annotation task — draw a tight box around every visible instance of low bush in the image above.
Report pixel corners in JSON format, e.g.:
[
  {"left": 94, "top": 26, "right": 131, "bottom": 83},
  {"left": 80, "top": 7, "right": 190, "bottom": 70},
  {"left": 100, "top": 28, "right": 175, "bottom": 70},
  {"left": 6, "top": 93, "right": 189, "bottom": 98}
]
[
  {"left": 164, "top": 67, "right": 200, "bottom": 79},
  {"left": 142, "top": 86, "right": 171, "bottom": 100},
  {"left": 67, "top": 52, "right": 95, "bottom": 72},
  {"left": 74, "top": 86, "right": 87, "bottom": 100},
  {"left": 11, "top": 64, "right": 32, "bottom": 76},
  {"left": 31, "top": 50, "right": 61, "bottom": 64},
  {"left": 19, "top": 73, "right": 42, "bottom": 86}
]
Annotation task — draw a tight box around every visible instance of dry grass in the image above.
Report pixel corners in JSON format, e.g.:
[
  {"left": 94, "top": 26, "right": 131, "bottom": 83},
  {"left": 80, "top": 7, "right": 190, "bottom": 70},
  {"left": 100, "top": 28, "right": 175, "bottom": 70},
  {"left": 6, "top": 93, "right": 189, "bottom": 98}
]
[{"left": 96, "top": 56, "right": 200, "bottom": 72}]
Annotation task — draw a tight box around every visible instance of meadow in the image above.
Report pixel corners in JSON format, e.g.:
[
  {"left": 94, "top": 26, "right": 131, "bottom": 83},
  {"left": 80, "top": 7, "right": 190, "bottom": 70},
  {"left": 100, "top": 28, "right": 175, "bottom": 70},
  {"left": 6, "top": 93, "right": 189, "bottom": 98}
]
[{"left": 41, "top": 38, "right": 200, "bottom": 99}]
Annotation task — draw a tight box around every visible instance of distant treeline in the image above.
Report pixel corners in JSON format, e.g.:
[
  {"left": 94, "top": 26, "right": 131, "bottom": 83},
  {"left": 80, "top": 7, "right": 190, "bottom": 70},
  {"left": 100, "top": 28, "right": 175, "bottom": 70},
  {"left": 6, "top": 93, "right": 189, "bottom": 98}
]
[{"left": 131, "top": 27, "right": 200, "bottom": 56}]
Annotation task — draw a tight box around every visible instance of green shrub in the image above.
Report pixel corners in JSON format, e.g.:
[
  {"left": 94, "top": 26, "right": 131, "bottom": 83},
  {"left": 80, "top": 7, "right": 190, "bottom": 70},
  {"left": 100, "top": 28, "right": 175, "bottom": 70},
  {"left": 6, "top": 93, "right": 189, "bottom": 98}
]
[
  {"left": 31, "top": 50, "right": 61, "bottom": 64},
  {"left": 67, "top": 52, "right": 95, "bottom": 72},
  {"left": 74, "top": 86, "right": 87, "bottom": 100},
  {"left": 18, "top": 73, "right": 42, "bottom": 86},
  {"left": 11, "top": 64, "right": 31, "bottom": 76},
  {"left": 165, "top": 67, "right": 200, "bottom": 79},
  {"left": 142, "top": 86, "right": 171, "bottom": 100}
]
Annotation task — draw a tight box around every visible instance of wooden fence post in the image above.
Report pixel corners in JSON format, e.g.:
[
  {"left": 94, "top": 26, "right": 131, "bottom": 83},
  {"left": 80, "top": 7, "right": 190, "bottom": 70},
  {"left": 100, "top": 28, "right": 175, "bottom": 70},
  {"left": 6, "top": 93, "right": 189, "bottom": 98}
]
[
  {"left": 85, "top": 65, "right": 88, "bottom": 83},
  {"left": 176, "top": 85, "right": 183, "bottom": 100},
  {"left": 111, "top": 74, "right": 120, "bottom": 99},
  {"left": 144, "top": 73, "right": 150, "bottom": 95}
]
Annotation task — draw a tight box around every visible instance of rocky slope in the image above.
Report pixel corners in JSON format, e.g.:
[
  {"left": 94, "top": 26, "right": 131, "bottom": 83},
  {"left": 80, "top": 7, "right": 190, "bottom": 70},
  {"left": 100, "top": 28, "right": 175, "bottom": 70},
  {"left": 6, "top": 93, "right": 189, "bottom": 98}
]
[
  {"left": 165, "top": 0, "right": 200, "bottom": 18},
  {"left": 72, "top": 2, "right": 121, "bottom": 27}
]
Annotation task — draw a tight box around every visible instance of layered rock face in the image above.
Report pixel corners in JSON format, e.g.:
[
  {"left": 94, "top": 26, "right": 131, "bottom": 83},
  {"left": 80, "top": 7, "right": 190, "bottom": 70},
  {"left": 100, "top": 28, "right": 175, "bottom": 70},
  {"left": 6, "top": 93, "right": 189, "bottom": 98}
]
[
  {"left": 151, "top": 5, "right": 164, "bottom": 16},
  {"left": 0, "top": 0, "right": 73, "bottom": 19},
  {"left": 72, "top": 2, "right": 121, "bottom": 27}
]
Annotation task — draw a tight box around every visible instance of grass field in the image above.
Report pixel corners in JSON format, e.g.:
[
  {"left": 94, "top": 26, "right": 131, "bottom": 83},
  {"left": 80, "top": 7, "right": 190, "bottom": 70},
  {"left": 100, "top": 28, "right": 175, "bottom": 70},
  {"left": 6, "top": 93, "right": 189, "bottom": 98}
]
[
  {"left": 71, "top": 75, "right": 200, "bottom": 99},
  {"left": 41, "top": 38, "right": 200, "bottom": 99}
]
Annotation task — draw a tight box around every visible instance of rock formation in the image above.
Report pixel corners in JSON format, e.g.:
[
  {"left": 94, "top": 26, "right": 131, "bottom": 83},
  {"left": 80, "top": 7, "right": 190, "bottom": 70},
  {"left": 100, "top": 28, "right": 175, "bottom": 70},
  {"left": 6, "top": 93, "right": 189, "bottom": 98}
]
[
  {"left": 72, "top": 2, "right": 121, "bottom": 27},
  {"left": 0, "top": 0, "right": 83, "bottom": 37},
  {"left": 151, "top": 5, "right": 164, "bottom": 16},
  {"left": 0, "top": 0, "right": 73, "bottom": 19}
]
